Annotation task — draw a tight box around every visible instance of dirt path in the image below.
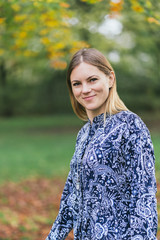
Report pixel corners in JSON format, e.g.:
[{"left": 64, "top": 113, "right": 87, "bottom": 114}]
[{"left": 0, "top": 178, "right": 159, "bottom": 240}]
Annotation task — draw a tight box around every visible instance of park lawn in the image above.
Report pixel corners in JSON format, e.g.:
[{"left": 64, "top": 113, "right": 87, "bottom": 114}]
[
  {"left": 0, "top": 114, "right": 82, "bottom": 184},
  {"left": 0, "top": 114, "right": 159, "bottom": 183}
]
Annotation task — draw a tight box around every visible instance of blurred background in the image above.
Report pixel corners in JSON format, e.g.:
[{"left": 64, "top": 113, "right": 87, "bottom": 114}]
[{"left": 0, "top": 0, "right": 160, "bottom": 239}]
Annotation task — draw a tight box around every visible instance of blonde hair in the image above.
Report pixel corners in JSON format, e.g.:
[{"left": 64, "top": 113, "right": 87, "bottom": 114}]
[{"left": 67, "top": 48, "right": 128, "bottom": 121}]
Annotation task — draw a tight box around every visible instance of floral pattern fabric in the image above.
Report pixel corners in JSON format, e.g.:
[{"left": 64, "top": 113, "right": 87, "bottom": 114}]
[{"left": 46, "top": 111, "right": 158, "bottom": 240}]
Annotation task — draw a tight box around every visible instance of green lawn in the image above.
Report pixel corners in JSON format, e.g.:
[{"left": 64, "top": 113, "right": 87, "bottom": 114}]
[
  {"left": 0, "top": 115, "right": 82, "bottom": 184},
  {"left": 0, "top": 114, "right": 159, "bottom": 184},
  {"left": 152, "top": 135, "right": 160, "bottom": 182}
]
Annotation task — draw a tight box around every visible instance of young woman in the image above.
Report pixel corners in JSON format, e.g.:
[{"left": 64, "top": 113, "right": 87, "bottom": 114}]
[{"left": 46, "top": 48, "right": 158, "bottom": 240}]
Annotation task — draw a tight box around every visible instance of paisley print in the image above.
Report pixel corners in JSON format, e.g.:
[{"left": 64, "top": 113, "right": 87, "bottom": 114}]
[{"left": 46, "top": 111, "right": 158, "bottom": 240}]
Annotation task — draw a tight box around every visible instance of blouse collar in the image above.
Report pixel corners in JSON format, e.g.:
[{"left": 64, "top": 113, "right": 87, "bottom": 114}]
[{"left": 88, "top": 113, "right": 105, "bottom": 135}]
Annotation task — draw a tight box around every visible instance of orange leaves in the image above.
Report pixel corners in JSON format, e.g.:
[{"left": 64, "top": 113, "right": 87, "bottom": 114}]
[
  {"left": 1, "top": 0, "right": 78, "bottom": 67},
  {"left": 147, "top": 17, "right": 160, "bottom": 25},
  {"left": 0, "top": 177, "right": 159, "bottom": 240},
  {"left": 109, "top": 0, "right": 160, "bottom": 26},
  {"left": 60, "top": 2, "right": 70, "bottom": 8},
  {"left": 129, "top": 0, "right": 160, "bottom": 25},
  {"left": 110, "top": 0, "right": 123, "bottom": 15},
  {"left": 0, "top": 178, "right": 65, "bottom": 240},
  {"left": 50, "top": 59, "right": 67, "bottom": 69},
  {"left": 1, "top": 0, "right": 160, "bottom": 68}
]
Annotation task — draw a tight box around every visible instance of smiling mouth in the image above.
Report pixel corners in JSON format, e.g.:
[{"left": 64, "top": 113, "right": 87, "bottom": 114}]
[{"left": 83, "top": 95, "right": 96, "bottom": 100}]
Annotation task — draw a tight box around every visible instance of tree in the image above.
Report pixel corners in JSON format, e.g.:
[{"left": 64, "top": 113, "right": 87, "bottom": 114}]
[
  {"left": 0, "top": 0, "right": 159, "bottom": 66},
  {"left": 0, "top": 0, "right": 159, "bottom": 116}
]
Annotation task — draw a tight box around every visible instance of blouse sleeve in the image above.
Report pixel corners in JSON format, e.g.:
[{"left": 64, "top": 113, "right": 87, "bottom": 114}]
[
  {"left": 122, "top": 115, "right": 158, "bottom": 239},
  {"left": 46, "top": 170, "right": 73, "bottom": 240}
]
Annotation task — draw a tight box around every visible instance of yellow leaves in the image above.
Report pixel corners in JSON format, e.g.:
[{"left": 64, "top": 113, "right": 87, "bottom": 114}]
[
  {"left": 45, "top": 20, "right": 59, "bottom": 28},
  {"left": 40, "top": 13, "right": 50, "bottom": 21},
  {"left": 132, "top": 5, "right": 144, "bottom": 13},
  {"left": 47, "top": 43, "right": 66, "bottom": 59},
  {"left": 54, "top": 42, "right": 65, "bottom": 50},
  {"left": 0, "top": 18, "right": 5, "bottom": 25},
  {"left": 14, "top": 14, "right": 27, "bottom": 22},
  {"left": 40, "top": 13, "right": 59, "bottom": 28},
  {"left": 81, "top": 0, "right": 102, "bottom": 3},
  {"left": 129, "top": 0, "right": 160, "bottom": 25},
  {"left": 23, "top": 50, "right": 37, "bottom": 57},
  {"left": 11, "top": 3, "right": 21, "bottom": 12},
  {"left": 47, "top": 42, "right": 68, "bottom": 69},
  {"left": 13, "top": 31, "right": 27, "bottom": 39},
  {"left": 40, "top": 37, "right": 51, "bottom": 45},
  {"left": 130, "top": 0, "right": 144, "bottom": 13},
  {"left": 1, "top": 0, "right": 90, "bottom": 64},
  {"left": 14, "top": 39, "right": 26, "bottom": 48},
  {"left": 48, "top": 50, "right": 65, "bottom": 59},
  {"left": 23, "top": 23, "right": 36, "bottom": 32},
  {"left": 146, "top": 0, "right": 152, "bottom": 9},
  {"left": 0, "top": 49, "right": 4, "bottom": 56},
  {"left": 40, "top": 29, "right": 49, "bottom": 36},
  {"left": 19, "top": 32, "right": 27, "bottom": 39},
  {"left": 70, "top": 41, "right": 90, "bottom": 55}
]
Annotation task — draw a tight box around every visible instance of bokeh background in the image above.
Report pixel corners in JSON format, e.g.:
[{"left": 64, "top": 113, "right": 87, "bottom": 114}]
[{"left": 0, "top": 0, "right": 160, "bottom": 239}]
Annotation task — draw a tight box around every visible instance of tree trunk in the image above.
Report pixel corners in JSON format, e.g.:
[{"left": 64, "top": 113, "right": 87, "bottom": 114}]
[{"left": 0, "top": 61, "right": 13, "bottom": 117}]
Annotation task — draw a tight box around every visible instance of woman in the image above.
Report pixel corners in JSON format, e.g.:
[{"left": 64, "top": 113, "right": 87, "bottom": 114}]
[{"left": 46, "top": 48, "right": 158, "bottom": 240}]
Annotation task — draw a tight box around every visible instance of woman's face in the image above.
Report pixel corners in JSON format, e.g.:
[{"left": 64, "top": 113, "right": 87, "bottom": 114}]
[{"left": 70, "top": 62, "right": 114, "bottom": 121}]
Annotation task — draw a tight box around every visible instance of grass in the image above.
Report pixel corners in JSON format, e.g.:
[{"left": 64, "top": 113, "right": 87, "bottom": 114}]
[
  {"left": 0, "top": 114, "right": 159, "bottom": 183},
  {"left": 0, "top": 114, "right": 82, "bottom": 184},
  {"left": 152, "top": 135, "right": 160, "bottom": 182}
]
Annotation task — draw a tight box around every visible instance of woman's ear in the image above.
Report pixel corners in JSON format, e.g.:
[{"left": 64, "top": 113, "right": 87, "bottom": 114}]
[{"left": 109, "top": 71, "right": 115, "bottom": 88}]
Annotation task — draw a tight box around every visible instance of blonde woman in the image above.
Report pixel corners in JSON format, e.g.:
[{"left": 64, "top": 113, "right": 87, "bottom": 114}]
[{"left": 46, "top": 48, "right": 157, "bottom": 240}]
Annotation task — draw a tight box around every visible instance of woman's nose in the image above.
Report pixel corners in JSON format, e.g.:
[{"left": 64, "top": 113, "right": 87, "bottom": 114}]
[{"left": 82, "top": 83, "right": 91, "bottom": 94}]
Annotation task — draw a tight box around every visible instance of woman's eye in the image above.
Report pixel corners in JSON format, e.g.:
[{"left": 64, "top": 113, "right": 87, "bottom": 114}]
[
  {"left": 73, "top": 82, "right": 80, "bottom": 86},
  {"left": 90, "top": 78, "right": 97, "bottom": 82}
]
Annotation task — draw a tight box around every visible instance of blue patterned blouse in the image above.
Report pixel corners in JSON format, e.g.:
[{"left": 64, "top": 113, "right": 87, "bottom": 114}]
[{"left": 46, "top": 111, "right": 158, "bottom": 240}]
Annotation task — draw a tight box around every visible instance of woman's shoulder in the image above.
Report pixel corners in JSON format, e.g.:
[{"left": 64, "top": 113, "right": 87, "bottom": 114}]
[
  {"left": 113, "top": 110, "right": 145, "bottom": 126},
  {"left": 113, "top": 110, "right": 150, "bottom": 135}
]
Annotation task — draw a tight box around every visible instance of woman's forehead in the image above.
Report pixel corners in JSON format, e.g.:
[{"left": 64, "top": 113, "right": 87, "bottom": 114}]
[{"left": 70, "top": 62, "right": 103, "bottom": 81}]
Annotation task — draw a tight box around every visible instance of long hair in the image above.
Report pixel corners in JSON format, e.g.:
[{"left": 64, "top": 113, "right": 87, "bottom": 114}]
[{"left": 66, "top": 48, "right": 128, "bottom": 121}]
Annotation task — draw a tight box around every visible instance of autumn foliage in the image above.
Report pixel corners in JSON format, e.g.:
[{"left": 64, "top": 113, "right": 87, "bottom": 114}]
[
  {"left": 0, "top": 177, "right": 159, "bottom": 240},
  {"left": 0, "top": 178, "right": 74, "bottom": 240},
  {"left": 0, "top": 0, "right": 159, "bottom": 69}
]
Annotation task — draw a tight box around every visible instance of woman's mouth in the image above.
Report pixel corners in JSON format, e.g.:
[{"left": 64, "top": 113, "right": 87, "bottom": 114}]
[{"left": 83, "top": 95, "right": 96, "bottom": 101}]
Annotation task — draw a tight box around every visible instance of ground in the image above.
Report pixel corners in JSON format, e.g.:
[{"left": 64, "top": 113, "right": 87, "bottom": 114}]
[{"left": 0, "top": 178, "right": 159, "bottom": 240}]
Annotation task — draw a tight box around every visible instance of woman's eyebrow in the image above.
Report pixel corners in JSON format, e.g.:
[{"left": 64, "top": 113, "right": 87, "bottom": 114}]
[
  {"left": 86, "top": 75, "right": 98, "bottom": 80},
  {"left": 71, "top": 75, "right": 98, "bottom": 83},
  {"left": 71, "top": 79, "right": 80, "bottom": 83}
]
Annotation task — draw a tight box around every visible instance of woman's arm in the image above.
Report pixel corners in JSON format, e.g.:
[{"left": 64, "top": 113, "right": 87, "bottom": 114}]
[
  {"left": 46, "top": 171, "right": 73, "bottom": 240},
  {"left": 123, "top": 115, "right": 158, "bottom": 239}
]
